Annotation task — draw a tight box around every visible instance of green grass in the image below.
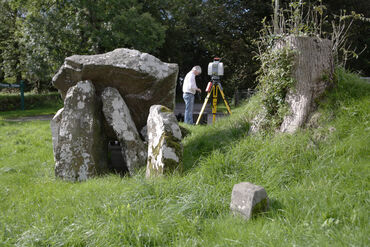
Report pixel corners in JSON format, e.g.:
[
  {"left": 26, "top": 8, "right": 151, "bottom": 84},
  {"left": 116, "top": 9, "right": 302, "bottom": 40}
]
[
  {"left": 0, "top": 70, "right": 369, "bottom": 246},
  {"left": 0, "top": 106, "right": 62, "bottom": 120}
]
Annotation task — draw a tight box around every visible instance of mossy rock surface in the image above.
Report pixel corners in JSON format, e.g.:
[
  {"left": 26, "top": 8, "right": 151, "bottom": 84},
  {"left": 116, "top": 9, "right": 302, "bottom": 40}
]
[{"left": 146, "top": 105, "right": 183, "bottom": 178}]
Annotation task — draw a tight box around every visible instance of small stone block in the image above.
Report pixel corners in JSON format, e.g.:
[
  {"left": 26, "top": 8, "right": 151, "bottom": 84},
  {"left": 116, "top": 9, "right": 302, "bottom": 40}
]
[{"left": 230, "top": 182, "right": 269, "bottom": 220}]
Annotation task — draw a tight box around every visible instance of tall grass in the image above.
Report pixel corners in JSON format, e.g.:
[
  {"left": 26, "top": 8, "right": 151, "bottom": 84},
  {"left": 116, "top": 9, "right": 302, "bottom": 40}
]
[{"left": 0, "top": 70, "right": 369, "bottom": 246}]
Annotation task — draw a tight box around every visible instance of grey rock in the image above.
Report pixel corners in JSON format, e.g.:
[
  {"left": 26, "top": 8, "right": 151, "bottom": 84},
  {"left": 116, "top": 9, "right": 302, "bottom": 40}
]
[
  {"left": 50, "top": 108, "right": 64, "bottom": 159},
  {"left": 140, "top": 125, "right": 148, "bottom": 143},
  {"left": 146, "top": 105, "right": 182, "bottom": 178},
  {"left": 279, "top": 36, "right": 334, "bottom": 133},
  {"left": 52, "top": 48, "right": 179, "bottom": 131},
  {"left": 230, "top": 182, "right": 269, "bottom": 220},
  {"left": 101, "top": 87, "right": 147, "bottom": 175},
  {"left": 54, "top": 80, "right": 107, "bottom": 181}
]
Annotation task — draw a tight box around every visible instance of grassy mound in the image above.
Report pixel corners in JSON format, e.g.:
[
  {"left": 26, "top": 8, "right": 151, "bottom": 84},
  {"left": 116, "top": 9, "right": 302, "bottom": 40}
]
[{"left": 0, "top": 70, "right": 368, "bottom": 246}]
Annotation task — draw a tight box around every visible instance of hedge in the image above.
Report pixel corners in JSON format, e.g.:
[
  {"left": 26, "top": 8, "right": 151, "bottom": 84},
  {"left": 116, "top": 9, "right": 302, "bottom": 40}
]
[{"left": 0, "top": 92, "right": 63, "bottom": 111}]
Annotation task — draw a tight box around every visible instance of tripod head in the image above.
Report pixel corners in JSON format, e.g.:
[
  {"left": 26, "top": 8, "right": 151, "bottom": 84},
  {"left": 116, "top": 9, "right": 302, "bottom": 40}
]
[
  {"left": 211, "top": 75, "right": 221, "bottom": 84},
  {"left": 208, "top": 57, "right": 224, "bottom": 89},
  {"left": 211, "top": 76, "right": 223, "bottom": 91}
]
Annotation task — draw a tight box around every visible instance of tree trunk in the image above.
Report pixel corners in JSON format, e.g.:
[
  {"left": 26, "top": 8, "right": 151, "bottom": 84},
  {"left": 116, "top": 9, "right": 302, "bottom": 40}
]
[
  {"left": 0, "top": 67, "right": 4, "bottom": 82},
  {"left": 279, "top": 36, "right": 334, "bottom": 133},
  {"left": 16, "top": 72, "right": 22, "bottom": 84},
  {"left": 273, "top": 0, "right": 279, "bottom": 34}
]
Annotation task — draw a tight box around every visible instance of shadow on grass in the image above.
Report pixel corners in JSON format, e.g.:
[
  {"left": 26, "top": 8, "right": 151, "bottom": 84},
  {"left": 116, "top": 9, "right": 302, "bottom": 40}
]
[
  {"left": 182, "top": 121, "right": 250, "bottom": 172},
  {"left": 251, "top": 198, "right": 285, "bottom": 220},
  {"left": 268, "top": 198, "right": 284, "bottom": 212}
]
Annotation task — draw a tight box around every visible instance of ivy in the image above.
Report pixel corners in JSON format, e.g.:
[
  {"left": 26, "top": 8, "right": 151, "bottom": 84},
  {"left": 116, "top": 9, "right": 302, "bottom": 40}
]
[{"left": 255, "top": 45, "right": 296, "bottom": 130}]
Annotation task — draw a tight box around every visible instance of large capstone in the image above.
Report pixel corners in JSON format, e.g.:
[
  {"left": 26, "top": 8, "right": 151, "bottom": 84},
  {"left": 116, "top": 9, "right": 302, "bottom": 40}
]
[
  {"left": 230, "top": 182, "right": 269, "bottom": 220},
  {"left": 52, "top": 48, "right": 179, "bottom": 131},
  {"left": 101, "top": 87, "right": 147, "bottom": 175},
  {"left": 146, "top": 105, "right": 182, "bottom": 178},
  {"left": 54, "top": 80, "right": 107, "bottom": 181}
]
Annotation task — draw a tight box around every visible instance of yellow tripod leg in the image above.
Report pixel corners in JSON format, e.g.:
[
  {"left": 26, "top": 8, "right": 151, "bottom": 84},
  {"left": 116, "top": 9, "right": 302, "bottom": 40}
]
[
  {"left": 196, "top": 88, "right": 212, "bottom": 125},
  {"left": 217, "top": 85, "right": 232, "bottom": 115},
  {"left": 212, "top": 85, "right": 218, "bottom": 124}
]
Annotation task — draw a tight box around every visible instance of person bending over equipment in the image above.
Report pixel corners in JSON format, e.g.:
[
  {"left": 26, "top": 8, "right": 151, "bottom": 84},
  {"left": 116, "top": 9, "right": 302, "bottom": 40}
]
[{"left": 182, "top": 66, "right": 202, "bottom": 124}]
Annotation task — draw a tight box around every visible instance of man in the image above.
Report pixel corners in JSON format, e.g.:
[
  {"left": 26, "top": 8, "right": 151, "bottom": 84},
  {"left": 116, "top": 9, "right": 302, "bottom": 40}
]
[{"left": 182, "top": 66, "right": 202, "bottom": 124}]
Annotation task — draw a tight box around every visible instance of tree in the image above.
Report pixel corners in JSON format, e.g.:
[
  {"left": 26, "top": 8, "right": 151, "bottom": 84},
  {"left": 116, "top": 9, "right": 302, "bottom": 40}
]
[
  {"left": 139, "top": 0, "right": 272, "bottom": 96},
  {"left": 197, "top": 0, "right": 272, "bottom": 94},
  {"left": 0, "top": 0, "right": 24, "bottom": 83},
  {"left": 324, "top": 0, "right": 370, "bottom": 75},
  {"left": 273, "top": 0, "right": 370, "bottom": 74},
  {"left": 0, "top": 0, "right": 167, "bottom": 91}
]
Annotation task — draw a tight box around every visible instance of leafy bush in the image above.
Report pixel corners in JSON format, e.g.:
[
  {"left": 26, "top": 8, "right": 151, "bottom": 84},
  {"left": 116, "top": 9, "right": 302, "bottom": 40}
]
[
  {"left": 0, "top": 92, "right": 62, "bottom": 111},
  {"left": 255, "top": 45, "right": 296, "bottom": 129}
]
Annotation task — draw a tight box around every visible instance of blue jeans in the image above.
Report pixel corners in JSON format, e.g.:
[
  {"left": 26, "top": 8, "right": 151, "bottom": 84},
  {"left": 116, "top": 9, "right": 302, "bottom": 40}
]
[{"left": 183, "top": 93, "right": 194, "bottom": 124}]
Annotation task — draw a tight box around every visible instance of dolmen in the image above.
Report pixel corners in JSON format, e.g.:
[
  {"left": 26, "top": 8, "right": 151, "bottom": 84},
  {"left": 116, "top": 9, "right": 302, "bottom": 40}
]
[{"left": 51, "top": 48, "right": 182, "bottom": 181}]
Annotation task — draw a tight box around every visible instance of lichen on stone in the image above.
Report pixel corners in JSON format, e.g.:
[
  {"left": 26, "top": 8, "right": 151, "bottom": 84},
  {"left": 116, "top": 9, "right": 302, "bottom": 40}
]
[{"left": 146, "top": 105, "right": 183, "bottom": 178}]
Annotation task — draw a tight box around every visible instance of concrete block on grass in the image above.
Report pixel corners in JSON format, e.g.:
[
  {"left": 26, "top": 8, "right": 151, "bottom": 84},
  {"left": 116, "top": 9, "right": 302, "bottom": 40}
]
[{"left": 230, "top": 182, "right": 269, "bottom": 220}]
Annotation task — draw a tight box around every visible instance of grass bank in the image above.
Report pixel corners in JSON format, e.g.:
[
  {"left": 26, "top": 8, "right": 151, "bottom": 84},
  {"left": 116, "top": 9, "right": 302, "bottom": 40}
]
[{"left": 0, "top": 70, "right": 369, "bottom": 246}]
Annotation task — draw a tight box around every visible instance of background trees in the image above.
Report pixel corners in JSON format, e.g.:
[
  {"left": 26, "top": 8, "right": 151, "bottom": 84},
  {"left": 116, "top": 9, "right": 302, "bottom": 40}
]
[
  {"left": 0, "top": 0, "right": 369, "bottom": 95},
  {"left": 324, "top": 0, "right": 370, "bottom": 75},
  {"left": 0, "top": 0, "right": 166, "bottom": 91}
]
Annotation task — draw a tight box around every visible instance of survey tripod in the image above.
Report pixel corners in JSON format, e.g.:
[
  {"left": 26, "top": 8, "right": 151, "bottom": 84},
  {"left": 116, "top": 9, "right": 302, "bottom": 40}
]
[{"left": 195, "top": 77, "right": 232, "bottom": 125}]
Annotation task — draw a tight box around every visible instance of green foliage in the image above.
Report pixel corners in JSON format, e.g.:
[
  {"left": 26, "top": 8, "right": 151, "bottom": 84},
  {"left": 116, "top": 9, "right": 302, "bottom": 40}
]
[
  {"left": 0, "top": 0, "right": 166, "bottom": 91},
  {"left": 253, "top": 0, "right": 366, "bottom": 132},
  {"left": 0, "top": 92, "right": 62, "bottom": 111},
  {"left": 254, "top": 44, "right": 296, "bottom": 130},
  {"left": 1, "top": 0, "right": 369, "bottom": 96},
  {"left": 268, "top": 0, "right": 369, "bottom": 71},
  {"left": 0, "top": 70, "right": 368, "bottom": 246},
  {"left": 0, "top": 0, "right": 23, "bottom": 83},
  {"left": 142, "top": 0, "right": 272, "bottom": 94}
]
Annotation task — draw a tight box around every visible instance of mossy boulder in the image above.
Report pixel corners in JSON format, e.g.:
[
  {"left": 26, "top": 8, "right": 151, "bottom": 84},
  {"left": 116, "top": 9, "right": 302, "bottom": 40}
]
[{"left": 146, "top": 105, "right": 183, "bottom": 178}]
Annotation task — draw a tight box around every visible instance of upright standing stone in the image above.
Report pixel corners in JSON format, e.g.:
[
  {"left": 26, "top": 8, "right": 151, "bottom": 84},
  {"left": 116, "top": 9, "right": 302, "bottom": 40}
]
[
  {"left": 52, "top": 48, "right": 179, "bottom": 131},
  {"left": 230, "top": 182, "right": 269, "bottom": 220},
  {"left": 146, "top": 105, "right": 182, "bottom": 178},
  {"left": 54, "top": 80, "right": 107, "bottom": 181},
  {"left": 279, "top": 36, "right": 334, "bottom": 133},
  {"left": 101, "top": 87, "right": 147, "bottom": 175}
]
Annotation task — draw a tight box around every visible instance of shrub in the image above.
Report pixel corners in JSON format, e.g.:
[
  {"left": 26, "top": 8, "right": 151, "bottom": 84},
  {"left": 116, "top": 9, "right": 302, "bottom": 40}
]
[{"left": 0, "top": 92, "right": 62, "bottom": 111}]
